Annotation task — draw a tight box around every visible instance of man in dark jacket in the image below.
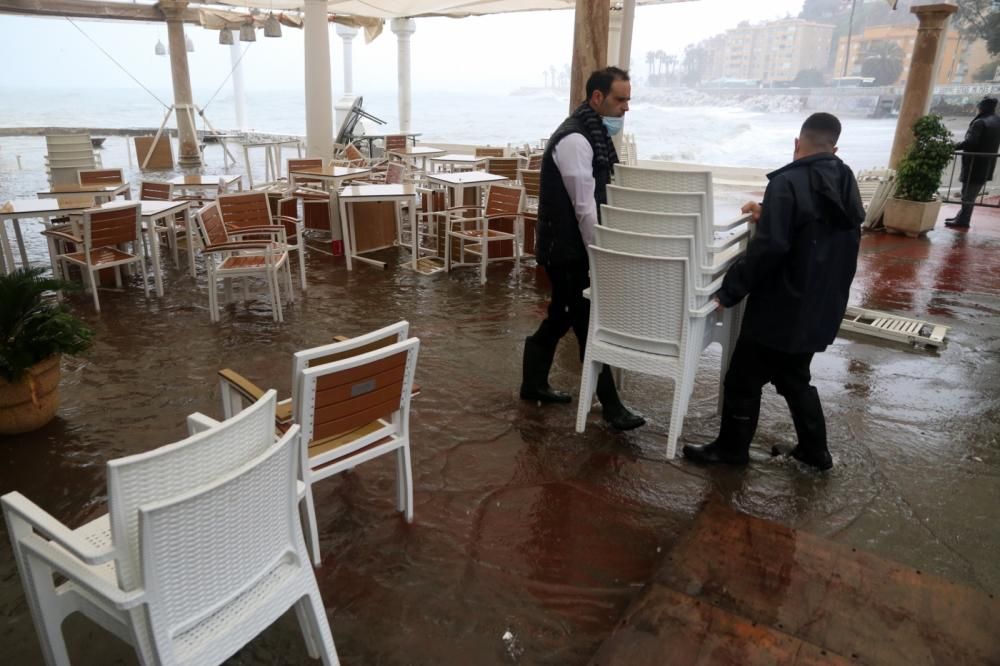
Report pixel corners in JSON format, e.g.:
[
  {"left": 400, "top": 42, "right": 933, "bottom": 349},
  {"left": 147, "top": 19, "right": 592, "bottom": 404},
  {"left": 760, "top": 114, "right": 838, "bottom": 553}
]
[
  {"left": 519, "top": 67, "right": 644, "bottom": 431},
  {"left": 946, "top": 96, "right": 1000, "bottom": 230},
  {"left": 683, "top": 112, "right": 864, "bottom": 471}
]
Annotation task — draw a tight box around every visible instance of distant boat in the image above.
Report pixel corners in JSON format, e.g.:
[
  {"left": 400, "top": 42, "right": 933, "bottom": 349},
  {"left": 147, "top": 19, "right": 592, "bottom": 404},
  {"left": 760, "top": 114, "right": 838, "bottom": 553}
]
[{"left": 90, "top": 137, "right": 106, "bottom": 149}]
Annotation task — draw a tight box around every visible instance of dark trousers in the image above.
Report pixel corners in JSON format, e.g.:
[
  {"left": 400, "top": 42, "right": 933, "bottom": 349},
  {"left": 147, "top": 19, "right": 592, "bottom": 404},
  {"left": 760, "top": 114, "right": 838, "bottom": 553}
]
[
  {"left": 724, "top": 335, "right": 815, "bottom": 402},
  {"left": 957, "top": 180, "right": 985, "bottom": 225},
  {"left": 717, "top": 334, "right": 827, "bottom": 455},
  {"left": 526, "top": 262, "right": 622, "bottom": 409}
]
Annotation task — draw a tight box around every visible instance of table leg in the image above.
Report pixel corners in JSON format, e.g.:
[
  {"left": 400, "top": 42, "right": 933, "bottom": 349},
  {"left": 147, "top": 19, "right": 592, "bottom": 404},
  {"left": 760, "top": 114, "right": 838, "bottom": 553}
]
[
  {"left": 148, "top": 217, "right": 164, "bottom": 297},
  {"left": 184, "top": 207, "right": 197, "bottom": 278},
  {"left": 243, "top": 145, "right": 253, "bottom": 189},
  {"left": 0, "top": 219, "right": 13, "bottom": 273},
  {"left": 409, "top": 198, "right": 418, "bottom": 271},
  {"left": 12, "top": 218, "right": 29, "bottom": 267},
  {"left": 339, "top": 196, "right": 352, "bottom": 271}
]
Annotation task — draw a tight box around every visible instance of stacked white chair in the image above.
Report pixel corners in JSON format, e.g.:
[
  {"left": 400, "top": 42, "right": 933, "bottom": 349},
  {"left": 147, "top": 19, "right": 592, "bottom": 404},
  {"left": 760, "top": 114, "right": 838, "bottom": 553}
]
[
  {"left": 576, "top": 245, "right": 713, "bottom": 458},
  {"left": 45, "top": 134, "right": 100, "bottom": 186},
  {"left": 2, "top": 391, "right": 340, "bottom": 665}
]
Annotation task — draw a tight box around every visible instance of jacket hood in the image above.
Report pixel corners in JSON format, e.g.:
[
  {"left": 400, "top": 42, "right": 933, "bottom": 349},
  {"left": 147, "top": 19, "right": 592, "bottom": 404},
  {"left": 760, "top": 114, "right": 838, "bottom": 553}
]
[{"left": 769, "top": 153, "right": 864, "bottom": 229}]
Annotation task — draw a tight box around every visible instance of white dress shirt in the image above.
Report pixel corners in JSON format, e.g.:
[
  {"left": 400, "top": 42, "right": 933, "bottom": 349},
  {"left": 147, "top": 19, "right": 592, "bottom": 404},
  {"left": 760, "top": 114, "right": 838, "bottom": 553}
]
[{"left": 552, "top": 133, "right": 598, "bottom": 246}]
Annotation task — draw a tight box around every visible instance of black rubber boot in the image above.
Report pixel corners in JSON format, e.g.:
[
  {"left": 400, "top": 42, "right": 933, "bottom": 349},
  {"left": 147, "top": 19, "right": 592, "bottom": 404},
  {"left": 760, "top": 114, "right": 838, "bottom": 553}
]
[
  {"left": 945, "top": 204, "right": 972, "bottom": 229},
  {"left": 682, "top": 396, "right": 759, "bottom": 466},
  {"left": 519, "top": 336, "right": 572, "bottom": 404},
  {"left": 771, "top": 387, "right": 832, "bottom": 471},
  {"left": 596, "top": 365, "right": 645, "bottom": 431}
]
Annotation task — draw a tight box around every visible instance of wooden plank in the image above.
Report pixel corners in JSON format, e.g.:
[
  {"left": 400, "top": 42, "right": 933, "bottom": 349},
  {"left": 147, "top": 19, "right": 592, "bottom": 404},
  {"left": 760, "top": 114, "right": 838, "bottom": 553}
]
[{"left": 655, "top": 502, "right": 1000, "bottom": 666}]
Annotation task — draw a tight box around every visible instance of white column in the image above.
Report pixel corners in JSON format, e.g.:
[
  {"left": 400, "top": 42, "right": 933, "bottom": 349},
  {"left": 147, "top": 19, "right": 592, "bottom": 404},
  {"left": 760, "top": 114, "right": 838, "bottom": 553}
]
[
  {"left": 607, "top": 8, "right": 622, "bottom": 67},
  {"left": 229, "top": 41, "right": 247, "bottom": 130},
  {"left": 391, "top": 18, "right": 416, "bottom": 133},
  {"left": 618, "top": 0, "right": 636, "bottom": 71},
  {"left": 335, "top": 23, "right": 357, "bottom": 95},
  {"left": 303, "top": 0, "right": 334, "bottom": 160}
]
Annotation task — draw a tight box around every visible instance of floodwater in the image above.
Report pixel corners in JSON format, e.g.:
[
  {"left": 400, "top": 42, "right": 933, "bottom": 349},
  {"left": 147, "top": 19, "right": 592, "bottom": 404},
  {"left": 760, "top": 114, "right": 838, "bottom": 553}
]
[{"left": 1, "top": 168, "right": 999, "bottom": 664}]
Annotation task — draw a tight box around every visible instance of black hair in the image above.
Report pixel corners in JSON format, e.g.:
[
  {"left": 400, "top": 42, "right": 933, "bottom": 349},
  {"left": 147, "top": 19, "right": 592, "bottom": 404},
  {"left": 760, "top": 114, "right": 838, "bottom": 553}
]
[
  {"left": 586, "top": 67, "right": 630, "bottom": 99},
  {"left": 800, "top": 112, "right": 842, "bottom": 149},
  {"left": 979, "top": 97, "right": 998, "bottom": 111}
]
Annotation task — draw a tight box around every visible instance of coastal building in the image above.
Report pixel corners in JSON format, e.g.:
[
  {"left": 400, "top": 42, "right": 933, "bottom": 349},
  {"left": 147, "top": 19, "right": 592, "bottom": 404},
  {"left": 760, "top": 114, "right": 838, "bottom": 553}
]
[
  {"left": 700, "top": 18, "right": 835, "bottom": 84},
  {"left": 833, "top": 24, "right": 994, "bottom": 85}
]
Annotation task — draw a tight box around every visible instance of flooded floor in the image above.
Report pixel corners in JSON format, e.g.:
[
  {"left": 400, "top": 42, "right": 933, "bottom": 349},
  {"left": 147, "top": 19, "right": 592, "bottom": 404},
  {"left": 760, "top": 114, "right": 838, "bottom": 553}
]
[{"left": 1, "top": 177, "right": 999, "bottom": 664}]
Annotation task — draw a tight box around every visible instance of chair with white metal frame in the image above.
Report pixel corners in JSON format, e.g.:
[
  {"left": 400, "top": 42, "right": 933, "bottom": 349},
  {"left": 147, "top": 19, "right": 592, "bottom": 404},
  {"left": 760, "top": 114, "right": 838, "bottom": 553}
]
[
  {"left": 41, "top": 202, "right": 148, "bottom": 313},
  {"left": 444, "top": 184, "right": 523, "bottom": 285},
  {"left": 2, "top": 391, "right": 340, "bottom": 665}
]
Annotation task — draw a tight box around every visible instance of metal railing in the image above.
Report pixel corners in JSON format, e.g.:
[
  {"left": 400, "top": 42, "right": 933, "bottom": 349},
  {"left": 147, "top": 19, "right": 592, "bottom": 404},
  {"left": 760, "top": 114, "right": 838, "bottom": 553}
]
[{"left": 941, "top": 150, "right": 1000, "bottom": 210}]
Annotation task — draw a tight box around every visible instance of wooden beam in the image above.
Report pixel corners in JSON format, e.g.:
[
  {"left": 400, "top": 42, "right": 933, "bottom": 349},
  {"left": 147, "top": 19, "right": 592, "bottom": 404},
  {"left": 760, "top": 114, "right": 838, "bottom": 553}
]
[
  {"left": 0, "top": 0, "right": 200, "bottom": 23},
  {"left": 569, "top": 0, "right": 609, "bottom": 112}
]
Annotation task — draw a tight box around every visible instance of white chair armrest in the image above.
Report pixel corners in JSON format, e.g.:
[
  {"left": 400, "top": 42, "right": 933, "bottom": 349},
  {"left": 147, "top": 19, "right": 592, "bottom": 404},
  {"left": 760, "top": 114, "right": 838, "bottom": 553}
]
[
  {"left": 20, "top": 535, "right": 144, "bottom": 610},
  {"left": 186, "top": 412, "right": 220, "bottom": 435},
  {"left": 714, "top": 212, "right": 753, "bottom": 233},
  {"left": 2, "top": 493, "right": 114, "bottom": 566},
  {"left": 691, "top": 300, "right": 718, "bottom": 318}
]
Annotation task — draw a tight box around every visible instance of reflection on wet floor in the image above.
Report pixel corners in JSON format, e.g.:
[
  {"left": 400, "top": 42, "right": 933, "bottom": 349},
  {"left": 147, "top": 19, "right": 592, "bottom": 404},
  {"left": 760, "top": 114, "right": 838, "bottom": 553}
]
[{"left": 1, "top": 192, "right": 998, "bottom": 664}]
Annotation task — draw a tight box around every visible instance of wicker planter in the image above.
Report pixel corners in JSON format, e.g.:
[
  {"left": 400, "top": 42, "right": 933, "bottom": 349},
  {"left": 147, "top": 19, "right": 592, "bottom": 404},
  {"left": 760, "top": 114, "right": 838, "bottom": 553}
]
[
  {"left": 883, "top": 197, "right": 941, "bottom": 238},
  {"left": 0, "top": 355, "right": 61, "bottom": 435}
]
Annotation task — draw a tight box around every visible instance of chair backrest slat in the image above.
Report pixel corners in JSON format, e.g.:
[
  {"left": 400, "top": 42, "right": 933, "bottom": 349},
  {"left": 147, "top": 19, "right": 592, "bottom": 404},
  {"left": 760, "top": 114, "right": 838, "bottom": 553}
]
[
  {"left": 606, "top": 185, "right": 705, "bottom": 218},
  {"left": 139, "top": 181, "right": 173, "bottom": 201},
  {"left": 613, "top": 165, "right": 714, "bottom": 225},
  {"left": 217, "top": 192, "right": 272, "bottom": 230},
  {"left": 196, "top": 202, "right": 229, "bottom": 247},
  {"left": 79, "top": 168, "right": 124, "bottom": 186},
  {"left": 107, "top": 392, "right": 278, "bottom": 591},
  {"left": 485, "top": 185, "right": 523, "bottom": 217},
  {"left": 385, "top": 162, "right": 405, "bottom": 185},
  {"left": 474, "top": 146, "right": 505, "bottom": 158},
  {"left": 518, "top": 169, "right": 540, "bottom": 198},
  {"left": 384, "top": 135, "right": 408, "bottom": 151},
  {"left": 526, "top": 154, "right": 542, "bottom": 170},
  {"left": 85, "top": 204, "right": 140, "bottom": 250},
  {"left": 287, "top": 157, "right": 324, "bottom": 172},
  {"left": 485, "top": 157, "right": 521, "bottom": 182}
]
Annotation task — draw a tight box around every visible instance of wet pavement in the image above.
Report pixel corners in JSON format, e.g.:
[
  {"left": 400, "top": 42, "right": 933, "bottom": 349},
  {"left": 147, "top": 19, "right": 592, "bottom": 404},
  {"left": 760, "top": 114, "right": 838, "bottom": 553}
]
[{"left": 1, "top": 159, "right": 999, "bottom": 664}]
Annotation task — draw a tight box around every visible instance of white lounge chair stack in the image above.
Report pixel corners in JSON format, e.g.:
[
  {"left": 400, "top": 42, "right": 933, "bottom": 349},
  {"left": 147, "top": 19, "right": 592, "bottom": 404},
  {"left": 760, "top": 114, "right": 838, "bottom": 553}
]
[
  {"left": 575, "top": 164, "right": 752, "bottom": 457},
  {"left": 44, "top": 134, "right": 101, "bottom": 186}
]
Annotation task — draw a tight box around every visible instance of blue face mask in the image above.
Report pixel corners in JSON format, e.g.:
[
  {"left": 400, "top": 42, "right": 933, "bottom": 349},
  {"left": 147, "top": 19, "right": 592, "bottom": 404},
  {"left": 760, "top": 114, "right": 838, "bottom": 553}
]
[{"left": 602, "top": 116, "right": 624, "bottom": 136}]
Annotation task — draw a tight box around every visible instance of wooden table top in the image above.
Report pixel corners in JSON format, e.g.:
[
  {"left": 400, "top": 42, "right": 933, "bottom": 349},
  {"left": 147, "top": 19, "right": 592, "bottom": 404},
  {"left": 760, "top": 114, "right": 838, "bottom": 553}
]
[
  {"left": 426, "top": 172, "right": 508, "bottom": 186},
  {"left": 340, "top": 184, "right": 420, "bottom": 199}
]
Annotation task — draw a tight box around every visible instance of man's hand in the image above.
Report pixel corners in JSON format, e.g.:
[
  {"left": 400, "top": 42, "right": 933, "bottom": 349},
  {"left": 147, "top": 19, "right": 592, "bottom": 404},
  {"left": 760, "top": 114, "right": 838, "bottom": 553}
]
[
  {"left": 741, "top": 201, "right": 762, "bottom": 224},
  {"left": 714, "top": 297, "right": 725, "bottom": 312}
]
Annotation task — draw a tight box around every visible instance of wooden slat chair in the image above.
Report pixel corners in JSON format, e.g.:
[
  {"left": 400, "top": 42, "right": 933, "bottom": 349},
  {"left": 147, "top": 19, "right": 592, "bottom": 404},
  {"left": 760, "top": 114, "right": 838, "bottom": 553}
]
[
  {"left": 137, "top": 181, "right": 194, "bottom": 272},
  {"left": 384, "top": 134, "right": 408, "bottom": 152},
  {"left": 474, "top": 146, "right": 505, "bottom": 158},
  {"left": 195, "top": 202, "right": 292, "bottom": 323},
  {"left": 78, "top": 168, "right": 128, "bottom": 201},
  {"left": 134, "top": 135, "right": 174, "bottom": 170},
  {"left": 284, "top": 158, "right": 332, "bottom": 233},
  {"left": 286, "top": 157, "right": 326, "bottom": 194},
  {"left": 526, "top": 153, "right": 543, "bottom": 170},
  {"left": 139, "top": 181, "right": 172, "bottom": 201},
  {"left": 485, "top": 157, "right": 522, "bottom": 184},
  {"left": 444, "top": 184, "right": 523, "bottom": 285},
  {"left": 518, "top": 168, "right": 540, "bottom": 257},
  {"left": 217, "top": 321, "right": 413, "bottom": 431},
  {"left": 297, "top": 334, "right": 420, "bottom": 564},
  {"left": 41, "top": 203, "right": 148, "bottom": 312},
  {"left": 218, "top": 191, "right": 307, "bottom": 290}
]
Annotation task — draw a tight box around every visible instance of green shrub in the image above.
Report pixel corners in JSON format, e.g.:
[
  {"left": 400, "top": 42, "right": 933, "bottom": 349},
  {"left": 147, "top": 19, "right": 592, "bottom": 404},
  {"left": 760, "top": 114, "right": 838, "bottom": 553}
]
[
  {"left": 0, "top": 268, "right": 92, "bottom": 382},
  {"left": 894, "top": 114, "right": 955, "bottom": 202}
]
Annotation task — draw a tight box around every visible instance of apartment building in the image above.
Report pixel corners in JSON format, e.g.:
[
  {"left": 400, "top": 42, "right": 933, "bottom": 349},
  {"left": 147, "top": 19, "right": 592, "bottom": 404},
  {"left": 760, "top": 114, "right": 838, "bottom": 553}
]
[{"left": 701, "top": 18, "right": 835, "bottom": 83}]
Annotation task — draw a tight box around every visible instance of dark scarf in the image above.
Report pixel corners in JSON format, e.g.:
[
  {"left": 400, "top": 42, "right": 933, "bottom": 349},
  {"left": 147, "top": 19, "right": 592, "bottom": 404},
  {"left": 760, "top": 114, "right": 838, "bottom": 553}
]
[{"left": 571, "top": 101, "right": 618, "bottom": 172}]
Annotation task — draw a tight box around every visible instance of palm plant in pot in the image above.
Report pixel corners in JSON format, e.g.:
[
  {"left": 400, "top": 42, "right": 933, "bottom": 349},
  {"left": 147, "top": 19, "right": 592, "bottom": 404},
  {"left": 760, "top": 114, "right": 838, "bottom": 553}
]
[
  {"left": 884, "top": 114, "right": 955, "bottom": 237},
  {"left": 0, "top": 268, "right": 92, "bottom": 435}
]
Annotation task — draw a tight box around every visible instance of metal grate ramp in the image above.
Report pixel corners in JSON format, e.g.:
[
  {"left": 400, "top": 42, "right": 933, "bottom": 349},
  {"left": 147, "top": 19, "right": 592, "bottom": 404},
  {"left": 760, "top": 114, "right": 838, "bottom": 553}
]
[{"left": 841, "top": 306, "right": 949, "bottom": 347}]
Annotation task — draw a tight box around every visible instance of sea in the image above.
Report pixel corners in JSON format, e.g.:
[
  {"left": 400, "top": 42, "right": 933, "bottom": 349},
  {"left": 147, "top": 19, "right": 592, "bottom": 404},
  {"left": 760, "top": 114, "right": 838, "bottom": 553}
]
[{"left": 0, "top": 86, "right": 969, "bottom": 175}]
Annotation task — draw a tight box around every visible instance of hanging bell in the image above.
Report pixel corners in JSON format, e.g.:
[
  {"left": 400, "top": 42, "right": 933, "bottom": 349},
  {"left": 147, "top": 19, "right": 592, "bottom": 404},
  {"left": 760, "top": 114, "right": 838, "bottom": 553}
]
[
  {"left": 154, "top": 39, "right": 167, "bottom": 56},
  {"left": 264, "top": 13, "right": 282, "bottom": 38},
  {"left": 239, "top": 22, "right": 256, "bottom": 42},
  {"left": 219, "top": 27, "right": 234, "bottom": 45}
]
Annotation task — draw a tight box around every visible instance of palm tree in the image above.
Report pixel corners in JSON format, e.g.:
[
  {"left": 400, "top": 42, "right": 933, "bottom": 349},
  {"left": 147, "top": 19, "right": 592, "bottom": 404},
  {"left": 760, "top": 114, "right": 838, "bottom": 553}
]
[
  {"left": 656, "top": 49, "right": 668, "bottom": 77},
  {"left": 543, "top": 70, "right": 549, "bottom": 88},
  {"left": 646, "top": 50, "right": 656, "bottom": 80},
  {"left": 861, "top": 41, "right": 905, "bottom": 86},
  {"left": 549, "top": 65, "right": 558, "bottom": 89}
]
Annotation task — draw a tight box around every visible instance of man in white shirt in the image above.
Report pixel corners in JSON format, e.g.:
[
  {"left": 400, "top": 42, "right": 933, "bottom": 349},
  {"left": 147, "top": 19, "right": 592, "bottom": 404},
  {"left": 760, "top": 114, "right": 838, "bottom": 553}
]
[{"left": 519, "top": 67, "right": 645, "bottom": 432}]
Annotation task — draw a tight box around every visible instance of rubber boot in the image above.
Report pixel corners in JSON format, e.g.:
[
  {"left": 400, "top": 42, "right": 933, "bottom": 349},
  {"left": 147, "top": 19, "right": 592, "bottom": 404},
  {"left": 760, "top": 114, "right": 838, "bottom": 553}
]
[
  {"left": 596, "top": 365, "right": 645, "bottom": 431},
  {"left": 519, "top": 336, "right": 572, "bottom": 404},
  {"left": 945, "top": 203, "right": 972, "bottom": 229},
  {"left": 682, "top": 396, "right": 759, "bottom": 465},
  {"left": 771, "top": 387, "right": 832, "bottom": 471}
]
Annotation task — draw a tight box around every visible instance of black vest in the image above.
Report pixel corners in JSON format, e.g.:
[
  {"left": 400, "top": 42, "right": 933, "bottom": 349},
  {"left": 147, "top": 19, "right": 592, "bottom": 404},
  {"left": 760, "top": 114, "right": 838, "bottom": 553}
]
[{"left": 535, "top": 116, "right": 613, "bottom": 267}]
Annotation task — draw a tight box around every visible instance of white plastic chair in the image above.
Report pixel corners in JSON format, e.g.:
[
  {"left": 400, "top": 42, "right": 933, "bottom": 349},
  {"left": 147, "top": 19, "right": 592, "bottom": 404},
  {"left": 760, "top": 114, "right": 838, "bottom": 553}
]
[
  {"left": 297, "top": 335, "right": 420, "bottom": 565},
  {"left": 576, "top": 246, "right": 714, "bottom": 458},
  {"left": 614, "top": 164, "right": 713, "bottom": 220},
  {"left": 2, "top": 392, "right": 341, "bottom": 665}
]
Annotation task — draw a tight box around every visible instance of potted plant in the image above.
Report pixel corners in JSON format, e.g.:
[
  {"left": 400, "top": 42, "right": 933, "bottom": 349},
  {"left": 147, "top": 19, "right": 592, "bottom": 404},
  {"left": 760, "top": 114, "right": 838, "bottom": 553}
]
[
  {"left": 0, "top": 268, "right": 93, "bottom": 435},
  {"left": 883, "top": 114, "right": 955, "bottom": 237}
]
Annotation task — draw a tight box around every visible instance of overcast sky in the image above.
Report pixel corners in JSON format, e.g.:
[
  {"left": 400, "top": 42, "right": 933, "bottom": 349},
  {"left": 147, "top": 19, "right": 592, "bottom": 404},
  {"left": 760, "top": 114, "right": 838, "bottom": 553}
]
[{"left": 0, "top": 0, "right": 805, "bottom": 96}]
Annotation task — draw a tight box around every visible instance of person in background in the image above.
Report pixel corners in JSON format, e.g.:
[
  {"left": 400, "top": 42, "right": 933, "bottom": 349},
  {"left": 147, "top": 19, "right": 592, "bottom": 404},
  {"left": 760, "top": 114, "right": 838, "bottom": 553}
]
[
  {"left": 519, "top": 66, "right": 645, "bottom": 432},
  {"left": 683, "top": 112, "right": 864, "bottom": 471},
  {"left": 946, "top": 96, "right": 1000, "bottom": 230}
]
